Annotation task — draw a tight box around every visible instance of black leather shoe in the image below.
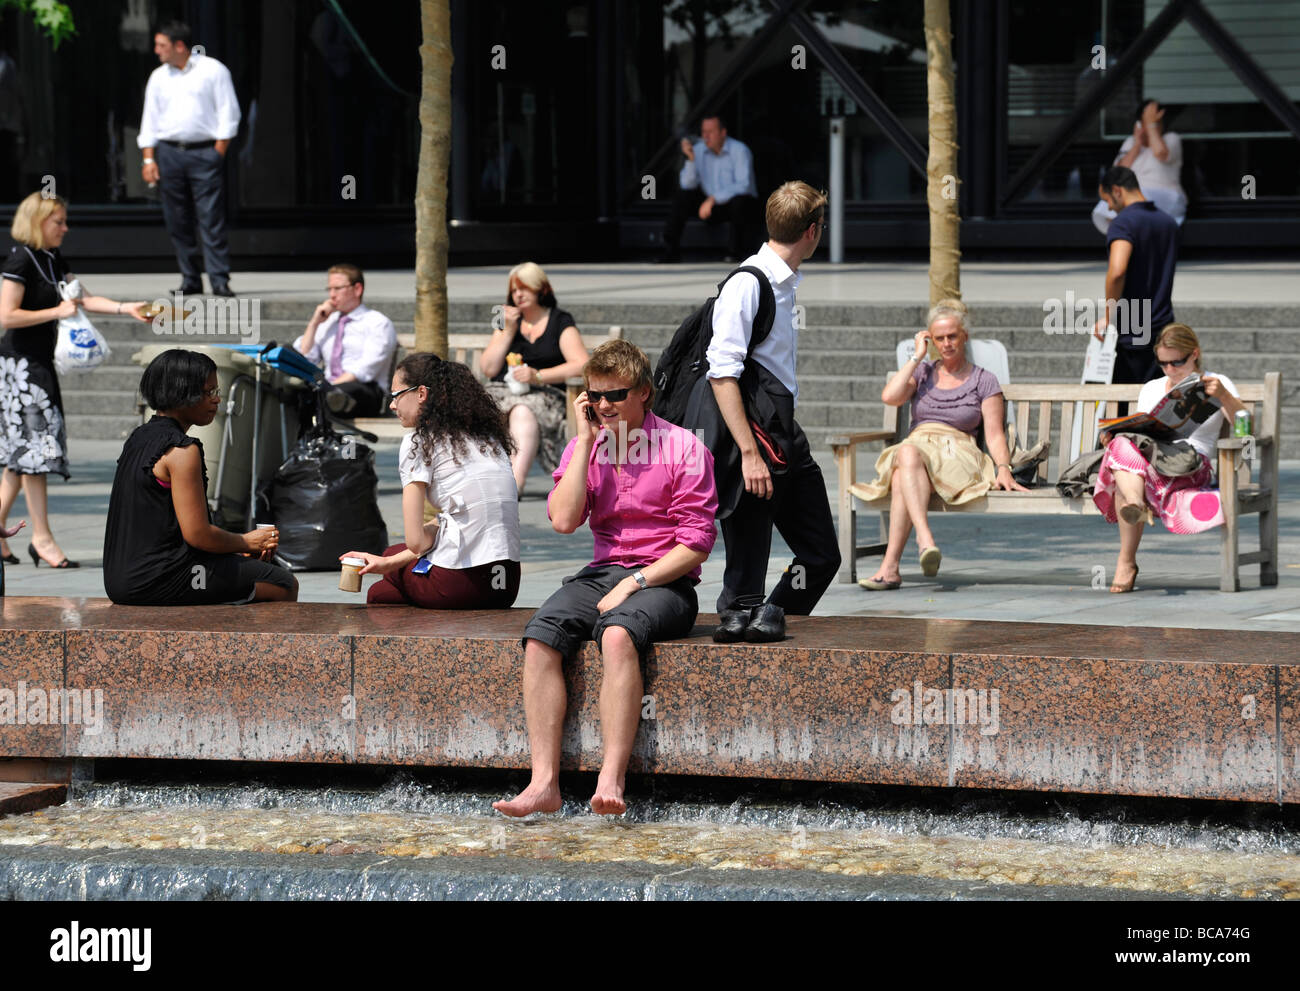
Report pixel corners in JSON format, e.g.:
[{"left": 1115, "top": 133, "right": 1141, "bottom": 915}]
[
  {"left": 210, "top": 282, "right": 235, "bottom": 297},
  {"left": 175, "top": 283, "right": 202, "bottom": 295},
  {"left": 712, "top": 608, "right": 753, "bottom": 643},
  {"left": 744, "top": 603, "right": 786, "bottom": 643}
]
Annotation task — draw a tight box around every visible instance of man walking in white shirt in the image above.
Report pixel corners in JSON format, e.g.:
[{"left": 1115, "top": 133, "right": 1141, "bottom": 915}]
[
  {"left": 138, "top": 21, "right": 240, "bottom": 297},
  {"left": 293, "top": 264, "right": 398, "bottom": 418},
  {"left": 703, "top": 181, "right": 839, "bottom": 643}
]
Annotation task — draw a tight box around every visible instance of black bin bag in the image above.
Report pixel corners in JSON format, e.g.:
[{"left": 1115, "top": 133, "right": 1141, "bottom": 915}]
[{"left": 264, "top": 429, "right": 388, "bottom": 571}]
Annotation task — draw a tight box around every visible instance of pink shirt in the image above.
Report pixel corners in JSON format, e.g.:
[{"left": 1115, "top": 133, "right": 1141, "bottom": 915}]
[{"left": 549, "top": 411, "right": 718, "bottom": 580}]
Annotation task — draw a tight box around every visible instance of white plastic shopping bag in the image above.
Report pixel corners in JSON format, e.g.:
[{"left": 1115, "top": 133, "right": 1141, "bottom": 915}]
[{"left": 53, "top": 279, "right": 111, "bottom": 374}]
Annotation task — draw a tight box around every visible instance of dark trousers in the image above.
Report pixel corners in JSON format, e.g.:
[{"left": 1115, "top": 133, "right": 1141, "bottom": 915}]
[
  {"left": 156, "top": 141, "right": 231, "bottom": 287},
  {"left": 367, "top": 548, "right": 520, "bottom": 609},
  {"left": 716, "top": 422, "right": 840, "bottom": 615},
  {"left": 664, "top": 189, "right": 761, "bottom": 258},
  {"left": 334, "top": 378, "right": 386, "bottom": 418}
]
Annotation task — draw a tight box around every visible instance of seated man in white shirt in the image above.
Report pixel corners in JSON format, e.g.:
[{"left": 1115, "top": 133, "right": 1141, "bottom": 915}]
[
  {"left": 292, "top": 263, "right": 397, "bottom": 417},
  {"left": 658, "top": 115, "right": 760, "bottom": 263},
  {"left": 1091, "top": 99, "right": 1187, "bottom": 235}
]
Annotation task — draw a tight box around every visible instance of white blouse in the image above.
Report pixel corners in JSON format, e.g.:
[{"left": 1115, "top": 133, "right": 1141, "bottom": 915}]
[
  {"left": 398, "top": 432, "right": 520, "bottom": 570},
  {"left": 1137, "top": 371, "right": 1239, "bottom": 462}
]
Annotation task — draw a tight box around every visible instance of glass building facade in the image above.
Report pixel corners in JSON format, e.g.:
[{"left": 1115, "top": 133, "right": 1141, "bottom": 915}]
[{"left": 1, "top": 0, "right": 1296, "bottom": 268}]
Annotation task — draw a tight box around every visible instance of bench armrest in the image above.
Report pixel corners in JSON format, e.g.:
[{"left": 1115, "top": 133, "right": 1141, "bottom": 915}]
[
  {"left": 828, "top": 430, "right": 895, "bottom": 451},
  {"left": 1217, "top": 436, "right": 1272, "bottom": 450}
]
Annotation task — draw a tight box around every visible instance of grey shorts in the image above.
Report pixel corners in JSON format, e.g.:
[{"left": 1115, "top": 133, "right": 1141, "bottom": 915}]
[{"left": 522, "top": 564, "right": 699, "bottom": 658}]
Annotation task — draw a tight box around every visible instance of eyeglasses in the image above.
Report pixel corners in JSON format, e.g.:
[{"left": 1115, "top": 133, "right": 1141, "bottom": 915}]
[
  {"left": 586, "top": 388, "right": 631, "bottom": 404},
  {"left": 1158, "top": 354, "right": 1193, "bottom": 369},
  {"left": 326, "top": 282, "right": 358, "bottom": 292},
  {"left": 203, "top": 387, "right": 220, "bottom": 400},
  {"left": 389, "top": 384, "right": 419, "bottom": 402}
]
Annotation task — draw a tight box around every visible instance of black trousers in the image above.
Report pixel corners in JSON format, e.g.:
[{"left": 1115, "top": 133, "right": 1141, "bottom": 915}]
[
  {"left": 333, "top": 379, "right": 385, "bottom": 418},
  {"left": 663, "top": 189, "right": 761, "bottom": 258},
  {"left": 156, "top": 140, "right": 231, "bottom": 287},
  {"left": 716, "top": 421, "right": 840, "bottom": 615}
]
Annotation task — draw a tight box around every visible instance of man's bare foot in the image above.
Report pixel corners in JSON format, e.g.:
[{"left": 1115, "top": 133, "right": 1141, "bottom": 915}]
[
  {"left": 589, "top": 776, "right": 626, "bottom": 816},
  {"left": 492, "top": 781, "right": 562, "bottom": 818}
]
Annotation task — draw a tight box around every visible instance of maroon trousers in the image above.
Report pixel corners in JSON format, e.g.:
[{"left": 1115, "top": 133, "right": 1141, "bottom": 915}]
[{"left": 366, "top": 544, "right": 520, "bottom": 609}]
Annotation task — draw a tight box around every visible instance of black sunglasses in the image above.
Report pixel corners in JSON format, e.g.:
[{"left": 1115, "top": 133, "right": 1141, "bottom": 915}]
[
  {"left": 389, "top": 384, "right": 420, "bottom": 402},
  {"left": 586, "top": 388, "right": 631, "bottom": 404},
  {"left": 1158, "top": 354, "right": 1193, "bottom": 369}
]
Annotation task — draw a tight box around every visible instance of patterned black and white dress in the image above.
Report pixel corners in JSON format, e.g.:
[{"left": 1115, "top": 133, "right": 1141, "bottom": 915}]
[{"left": 0, "top": 243, "right": 70, "bottom": 478}]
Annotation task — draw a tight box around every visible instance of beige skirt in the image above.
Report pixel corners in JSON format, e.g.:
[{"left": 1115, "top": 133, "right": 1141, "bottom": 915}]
[{"left": 856, "top": 422, "right": 995, "bottom": 505}]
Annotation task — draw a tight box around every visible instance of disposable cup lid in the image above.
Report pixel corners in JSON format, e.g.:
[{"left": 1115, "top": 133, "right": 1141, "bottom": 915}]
[{"left": 341, "top": 557, "right": 366, "bottom": 567}]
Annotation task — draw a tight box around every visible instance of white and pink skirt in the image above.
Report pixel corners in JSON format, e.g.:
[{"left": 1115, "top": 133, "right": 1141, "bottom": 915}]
[{"left": 1092, "top": 436, "right": 1223, "bottom": 533}]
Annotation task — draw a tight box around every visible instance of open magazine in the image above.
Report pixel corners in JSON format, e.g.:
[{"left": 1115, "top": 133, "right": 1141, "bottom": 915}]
[{"left": 1098, "top": 373, "right": 1221, "bottom": 441}]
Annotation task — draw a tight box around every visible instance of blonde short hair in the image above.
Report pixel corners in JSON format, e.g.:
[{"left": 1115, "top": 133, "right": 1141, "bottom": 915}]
[
  {"left": 926, "top": 297, "right": 970, "bottom": 334},
  {"left": 1154, "top": 322, "right": 1202, "bottom": 372},
  {"left": 506, "top": 261, "right": 557, "bottom": 308},
  {"left": 765, "top": 181, "right": 828, "bottom": 244},
  {"left": 11, "top": 192, "right": 68, "bottom": 250},
  {"left": 584, "top": 339, "right": 654, "bottom": 408}
]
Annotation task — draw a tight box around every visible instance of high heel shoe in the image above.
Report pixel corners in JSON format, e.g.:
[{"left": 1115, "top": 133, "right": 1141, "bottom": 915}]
[
  {"left": 28, "top": 543, "right": 79, "bottom": 569},
  {"left": 1110, "top": 564, "right": 1138, "bottom": 594},
  {"left": 0, "top": 541, "right": 17, "bottom": 564}
]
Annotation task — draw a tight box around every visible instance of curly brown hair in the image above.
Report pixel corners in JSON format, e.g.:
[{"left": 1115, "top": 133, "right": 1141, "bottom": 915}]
[{"left": 396, "top": 353, "right": 515, "bottom": 464}]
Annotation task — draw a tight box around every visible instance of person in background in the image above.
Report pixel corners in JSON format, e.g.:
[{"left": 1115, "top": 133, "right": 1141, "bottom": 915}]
[
  {"left": 103, "top": 349, "right": 297, "bottom": 605},
  {"left": 293, "top": 263, "right": 397, "bottom": 417},
  {"left": 342, "top": 353, "right": 521, "bottom": 608},
  {"left": 857, "top": 300, "right": 1026, "bottom": 590},
  {"left": 1091, "top": 99, "right": 1186, "bottom": 235},
  {"left": 0, "top": 192, "right": 150, "bottom": 569},
  {"left": 658, "top": 115, "right": 760, "bottom": 264},
  {"left": 1094, "top": 323, "right": 1242, "bottom": 593},
  {"left": 478, "top": 262, "right": 588, "bottom": 493}
]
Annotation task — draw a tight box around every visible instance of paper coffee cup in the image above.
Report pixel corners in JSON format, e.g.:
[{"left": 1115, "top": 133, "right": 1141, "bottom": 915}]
[{"left": 339, "top": 556, "right": 365, "bottom": 593}]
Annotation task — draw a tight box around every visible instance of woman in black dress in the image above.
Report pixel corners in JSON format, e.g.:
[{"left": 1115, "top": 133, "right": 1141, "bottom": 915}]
[
  {"left": 103, "top": 349, "right": 298, "bottom": 605},
  {"left": 478, "top": 262, "right": 588, "bottom": 493},
  {"left": 0, "top": 192, "right": 150, "bottom": 568}
]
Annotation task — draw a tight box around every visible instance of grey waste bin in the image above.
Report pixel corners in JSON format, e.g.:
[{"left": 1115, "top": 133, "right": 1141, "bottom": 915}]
[{"left": 131, "top": 344, "right": 308, "bottom": 530}]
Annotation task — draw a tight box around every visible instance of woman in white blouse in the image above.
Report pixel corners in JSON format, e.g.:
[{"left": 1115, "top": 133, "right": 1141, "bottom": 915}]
[
  {"left": 1093, "top": 323, "right": 1244, "bottom": 592},
  {"left": 342, "top": 353, "right": 521, "bottom": 607}
]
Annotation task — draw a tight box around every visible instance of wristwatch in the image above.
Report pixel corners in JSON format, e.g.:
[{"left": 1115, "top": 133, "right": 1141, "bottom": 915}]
[{"left": 632, "top": 571, "right": 649, "bottom": 590}]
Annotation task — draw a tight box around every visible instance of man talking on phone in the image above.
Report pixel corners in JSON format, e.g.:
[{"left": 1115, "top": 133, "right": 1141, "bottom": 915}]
[{"left": 494, "top": 340, "right": 717, "bottom": 818}]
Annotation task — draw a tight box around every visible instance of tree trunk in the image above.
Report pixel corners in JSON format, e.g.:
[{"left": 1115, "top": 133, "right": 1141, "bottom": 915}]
[
  {"left": 925, "top": 0, "right": 960, "bottom": 306},
  {"left": 415, "top": 0, "right": 452, "bottom": 356}
]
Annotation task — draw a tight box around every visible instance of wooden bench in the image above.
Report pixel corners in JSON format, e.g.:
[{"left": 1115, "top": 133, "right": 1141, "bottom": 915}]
[
  {"left": 351, "top": 327, "right": 624, "bottom": 442},
  {"left": 830, "top": 373, "right": 1281, "bottom": 592}
]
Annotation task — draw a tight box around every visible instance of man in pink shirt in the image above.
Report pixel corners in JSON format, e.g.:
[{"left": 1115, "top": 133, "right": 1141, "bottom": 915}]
[{"left": 494, "top": 341, "right": 717, "bottom": 818}]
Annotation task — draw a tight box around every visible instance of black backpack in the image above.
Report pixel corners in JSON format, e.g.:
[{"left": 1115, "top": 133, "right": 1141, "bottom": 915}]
[{"left": 651, "top": 265, "right": 776, "bottom": 426}]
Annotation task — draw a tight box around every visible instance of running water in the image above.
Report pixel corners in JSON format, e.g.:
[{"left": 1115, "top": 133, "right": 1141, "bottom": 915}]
[{"left": 1, "top": 775, "right": 1298, "bottom": 899}]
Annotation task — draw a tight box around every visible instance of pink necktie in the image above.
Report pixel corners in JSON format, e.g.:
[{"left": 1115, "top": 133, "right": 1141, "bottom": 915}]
[{"left": 329, "top": 314, "right": 349, "bottom": 379}]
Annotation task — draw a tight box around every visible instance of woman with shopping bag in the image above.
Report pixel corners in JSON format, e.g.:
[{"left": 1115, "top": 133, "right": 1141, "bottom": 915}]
[{"left": 0, "top": 192, "right": 150, "bottom": 568}]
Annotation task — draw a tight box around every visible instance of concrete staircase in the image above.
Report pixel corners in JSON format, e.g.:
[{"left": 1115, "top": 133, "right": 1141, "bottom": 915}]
[{"left": 74, "top": 300, "right": 1300, "bottom": 458}]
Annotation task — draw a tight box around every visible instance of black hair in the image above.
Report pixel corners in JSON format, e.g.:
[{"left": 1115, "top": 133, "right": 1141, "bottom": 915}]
[
  {"left": 396, "top": 353, "right": 515, "bottom": 464},
  {"left": 154, "top": 20, "right": 193, "bottom": 48},
  {"left": 1099, "top": 165, "right": 1140, "bottom": 193},
  {"left": 1134, "top": 98, "right": 1164, "bottom": 122},
  {"left": 701, "top": 113, "right": 727, "bottom": 131},
  {"left": 140, "top": 349, "right": 217, "bottom": 411}
]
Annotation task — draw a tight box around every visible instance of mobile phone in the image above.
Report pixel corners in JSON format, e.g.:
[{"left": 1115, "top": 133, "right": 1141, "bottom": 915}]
[
  {"left": 584, "top": 404, "right": 597, "bottom": 423},
  {"left": 412, "top": 558, "right": 432, "bottom": 576}
]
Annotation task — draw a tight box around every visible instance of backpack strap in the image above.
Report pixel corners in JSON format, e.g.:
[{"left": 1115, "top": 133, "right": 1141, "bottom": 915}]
[{"left": 716, "top": 265, "right": 777, "bottom": 360}]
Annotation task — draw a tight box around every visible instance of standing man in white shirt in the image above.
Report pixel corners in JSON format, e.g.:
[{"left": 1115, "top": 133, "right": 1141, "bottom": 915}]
[
  {"left": 293, "top": 264, "right": 397, "bottom": 418},
  {"left": 1091, "top": 99, "right": 1187, "bottom": 235},
  {"left": 138, "top": 21, "right": 241, "bottom": 297},
  {"left": 703, "top": 181, "right": 839, "bottom": 643},
  {"left": 658, "top": 115, "right": 760, "bottom": 263}
]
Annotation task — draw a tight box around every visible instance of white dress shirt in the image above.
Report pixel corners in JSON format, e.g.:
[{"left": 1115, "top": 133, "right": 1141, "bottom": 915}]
[
  {"left": 137, "top": 53, "right": 241, "bottom": 147},
  {"left": 1115, "top": 132, "right": 1185, "bottom": 197},
  {"left": 398, "top": 433, "right": 521, "bottom": 570},
  {"left": 705, "top": 242, "right": 802, "bottom": 405},
  {"left": 679, "top": 136, "right": 757, "bottom": 204},
  {"left": 293, "top": 303, "right": 397, "bottom": 384}
]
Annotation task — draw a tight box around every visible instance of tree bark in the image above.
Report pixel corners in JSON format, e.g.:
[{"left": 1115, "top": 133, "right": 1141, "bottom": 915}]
[
  {"left": 415, "top": 0, "right": 452, "bottom": 356},
  {"left": 925, "top": 0, "right": 960, "bottom": 306}
]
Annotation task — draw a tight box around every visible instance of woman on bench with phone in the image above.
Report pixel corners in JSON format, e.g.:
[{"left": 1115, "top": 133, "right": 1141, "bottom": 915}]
[{"left": 341, "top": 353, "right": 521, "bottom": 608}]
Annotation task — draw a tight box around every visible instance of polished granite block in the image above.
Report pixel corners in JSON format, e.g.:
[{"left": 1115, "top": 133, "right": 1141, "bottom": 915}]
[
  {"left": 950, "top": 654, "right": 1278, "bottom": 802},
  {"left": 66, "top": 630, "right": 353, "bottom": 763},
  {"left": 1280, "top": 667, "right": 1300, "bottom": 805},
  {"left": 0, "top": 629, "right": 65, "bottom": 759}
]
